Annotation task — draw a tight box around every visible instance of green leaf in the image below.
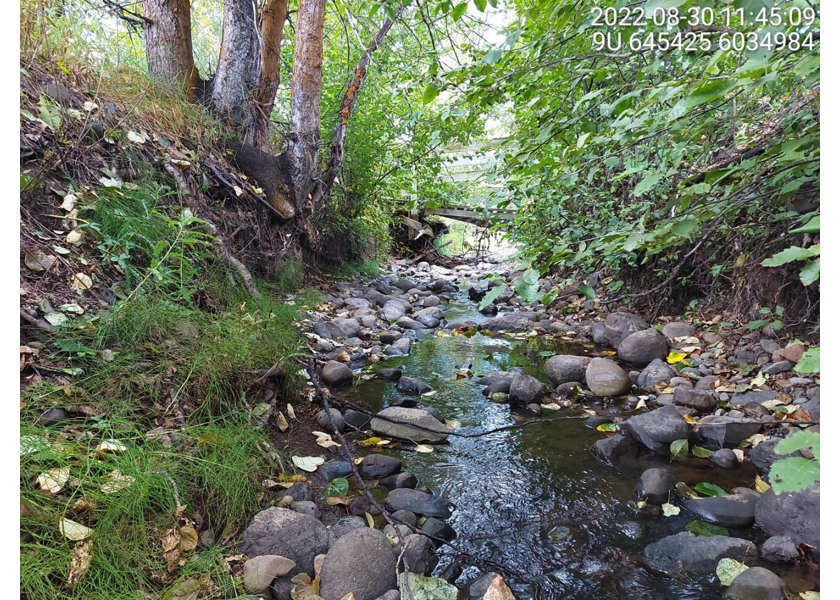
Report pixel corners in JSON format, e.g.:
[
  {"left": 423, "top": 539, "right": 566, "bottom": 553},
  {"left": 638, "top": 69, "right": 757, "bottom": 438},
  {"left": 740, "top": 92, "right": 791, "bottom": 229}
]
[
  {"left": 473, "top": 0, "right": 486, "bottom": 12},
  {"left": 683, "top": 79, "right": 736, "bottom": 108},
  {"left": 324, "top": 477, "right": 349, "bottom": 498},
  {"left": 789, "top": 216, "right": 819, "bottom": 235},
  {"left": 399, "top": 573, "right": 458, "bottom": 600},
  {"left": 695, "top": 482, "right": 727, "bottom": 497},
  {"left": 422, "top": 84, "right": 440, "bottom": 104},
  {"left": 691, "top": 446, "right": 714, "bottom": 458},
  {"left": 514, "top": 269, "right": 541, "bottom": 303},
  {"left": 775, "top": 430, "right": 820, "bottom": 461},
  {"left": 541, "top": 289, "right": 559, "bottom": 306},
  {"left": 577, "top": 284, "right": 596, "bottom": 300},
  {"left": 478, "top": 285, "right": 505, "bottom": 310},
  {"left": 633, "top": 173, "right": 663, "bottom": 196},
  {"left": 800, "top": 259, "right": 820, "bottom": 285},
  {"left": 38, "top": 95, "right": 61, "bottom": 131},
  {"left": 451, "top": 2, "right": 468, "bottom": 20},
  {"left": 716, "top": 558, "right": 749, "bottom": 586},
  {"left": 686, "top": 520, "right": 728, "bottom": 537},
  {"left": 761, "top": 246, "right": 818, "bottom": 267},
  {"left": 670, "top": 439, "right": 689, "bottom": 459},
  {"left": 485, "top": 47, "right": 503, "bottom": 66},
  {"left": 769, "top": 457, "right": 819, "bottom": 493},
  {"left": 795, "top": 347, "right": 820, "bottom": 374},
  {"left": 672, "top": 216, "right": 699, "bottom": 238}
]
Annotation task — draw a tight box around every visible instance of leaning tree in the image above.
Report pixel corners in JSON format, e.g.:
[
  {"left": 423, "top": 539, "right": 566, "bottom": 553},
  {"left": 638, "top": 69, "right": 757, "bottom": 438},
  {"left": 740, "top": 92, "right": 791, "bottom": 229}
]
[{"left": 139, "top": 0, "right": 402, "bottom": 224}]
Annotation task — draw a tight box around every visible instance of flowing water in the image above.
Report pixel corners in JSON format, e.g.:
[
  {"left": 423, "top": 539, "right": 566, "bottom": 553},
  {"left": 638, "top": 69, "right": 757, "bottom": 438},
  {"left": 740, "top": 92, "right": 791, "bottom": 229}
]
[{"left": 343, "top": 302, "right": 766, "bottom": 599}]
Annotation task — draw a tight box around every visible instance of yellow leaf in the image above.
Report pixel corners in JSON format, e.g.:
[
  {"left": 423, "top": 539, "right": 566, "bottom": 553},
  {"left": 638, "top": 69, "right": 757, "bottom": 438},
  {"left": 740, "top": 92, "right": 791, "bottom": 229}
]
[
  {"left": 755, "top": 475, "right": 770, "bottom": 494},
  {"left": 37, "top": 467, "right": 70, "bottom": 494},
  {"left": 277, "top": 412, "right": 290, "bottom": 432},
  {"left": 358, "top": 437, "right": 383, "bottom": 446},
  {"left": 667, "top": 352, "right": 688, "bottom": 364},
  {"left": 683, "top": 414, "right": 697, "bottom": 424}
]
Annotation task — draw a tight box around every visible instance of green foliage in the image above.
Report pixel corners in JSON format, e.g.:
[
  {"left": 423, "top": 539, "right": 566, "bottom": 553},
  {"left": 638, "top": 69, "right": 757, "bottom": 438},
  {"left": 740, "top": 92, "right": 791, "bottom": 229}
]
[
  {"left": 669, "top": 438, "right": 689, "bottom": 459},
  {"left": 272, "top": 256, "right": 307, "bottom": 293},
  {"left": 795, "top": 347, "right": 820, "bottom": 374},
  {"left": 513, "top": 268, "right": 541, "bottom": 304},
  {"left": 324, "top": 477, "right": 350, "bottom": 498},
  {"left": 478, "top": 284, "right": 505, "bottom": 310},
  {"left": 686, "top": 520, "right": 728, "bottom": 537},
  {"left": 694, "top": 482, "right": 727, "bottom": 497},
  {"left": 769, "top": 430, "right": 820, "bottom": 493},
  {"left": 433, "top": 0, "right": 820, "bottom": 298}
]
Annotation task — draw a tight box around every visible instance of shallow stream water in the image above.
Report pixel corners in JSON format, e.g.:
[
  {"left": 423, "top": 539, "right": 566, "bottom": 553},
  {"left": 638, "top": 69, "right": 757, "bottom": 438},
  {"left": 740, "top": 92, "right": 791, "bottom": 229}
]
[{"left": 343, "top": 301, "right": 766, "bottom": 599}]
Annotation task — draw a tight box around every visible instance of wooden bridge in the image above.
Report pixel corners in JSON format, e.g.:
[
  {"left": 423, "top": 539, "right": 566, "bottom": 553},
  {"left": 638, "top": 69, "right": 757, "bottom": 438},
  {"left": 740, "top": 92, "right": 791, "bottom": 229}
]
[{"left": 399, "top": 137, "right": 516, "bottom": 228}]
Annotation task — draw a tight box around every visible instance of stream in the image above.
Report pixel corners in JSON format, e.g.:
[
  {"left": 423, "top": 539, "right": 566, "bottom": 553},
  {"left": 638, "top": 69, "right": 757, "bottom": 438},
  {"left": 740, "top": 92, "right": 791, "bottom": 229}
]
[{"left": 342, "top": 300, "right": 765, "bottom": 599}]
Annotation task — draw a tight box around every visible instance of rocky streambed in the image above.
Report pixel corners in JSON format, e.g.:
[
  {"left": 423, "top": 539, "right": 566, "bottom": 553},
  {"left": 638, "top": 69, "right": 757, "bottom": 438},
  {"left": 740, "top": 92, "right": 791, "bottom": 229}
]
[{"left": 239, "top": 259, "right": 819, "bottom": 600}]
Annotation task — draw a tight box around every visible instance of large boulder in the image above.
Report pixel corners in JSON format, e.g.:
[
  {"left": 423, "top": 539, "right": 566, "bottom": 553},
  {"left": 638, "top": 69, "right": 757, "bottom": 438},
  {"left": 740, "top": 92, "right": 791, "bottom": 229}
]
[
  {"left": 682, "top": 492, "right": 760, "bottom": 527},
  {"left": 544, "top": 355, "right": 590, "bottom": 386},
  {"left": 321, "top": 361, "right": 353, "bottom": 387},
  {"left": 642, "top": 532, "right": 756, "bottom": 576},
  {"left": 755, "top": 484, "right": 820, "bottom": 559},
  {"left": 385, "top": 488, "right": 452, "bottom": 518},
  {"left": 508, "top": 373, "right": 549, "bottom": 407},
  {"left": 617, "top": 328, "right": 669, "bottom": 366},
  {"left": 370, "top": 407, "right": 450, "bottom": 443},
  {"left": 240, "top": 508, "right": 329, "bottom": 576},
  {"left": 603, "top": 312, "right": 649, "bottom": 348},
  {"left": 724, "top": 567, "right": 785, "bottom": 600},
  {"left": 622, "top": 405, "right": 691, "bottom": 455},
  {"left": 585, "top": 358, "right": 631, "bottom": 397},
  {"left": 319, "top": 528, "right": 398, "bottom": 600},
  {"left": 636, "top": 359, "right": 675, "bottom": 390}
]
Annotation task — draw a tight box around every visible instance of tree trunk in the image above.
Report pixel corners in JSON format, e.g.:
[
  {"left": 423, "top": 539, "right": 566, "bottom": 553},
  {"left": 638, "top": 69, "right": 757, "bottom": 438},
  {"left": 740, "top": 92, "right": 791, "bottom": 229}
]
[
  {"left": 287, "top": 0, "right": 326, "bottom": 212},
  {"left": 141, "top": 0, "right": 199, "bottom": 98},
  {"left": 212, "top": 0, "right": 262, "bottom": 142},
  {"left": 252, "top": 0, "right": 288, "bottom": 151},
  {"left": 312, "top": 11, "right": 401, "bottom": 207}
]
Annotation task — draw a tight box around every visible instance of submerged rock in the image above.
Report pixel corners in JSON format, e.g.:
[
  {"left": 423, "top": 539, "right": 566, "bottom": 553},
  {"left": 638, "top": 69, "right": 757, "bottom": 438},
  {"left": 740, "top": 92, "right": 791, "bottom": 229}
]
[
  {"left": 643, "top": 532, "right": 756, "bottom": 576},
  {"left": 396, "top": 376, "right": 432, "bottom": 395},
  {"left": 385, "top": 488, "right": 452, "bottom": 518}
]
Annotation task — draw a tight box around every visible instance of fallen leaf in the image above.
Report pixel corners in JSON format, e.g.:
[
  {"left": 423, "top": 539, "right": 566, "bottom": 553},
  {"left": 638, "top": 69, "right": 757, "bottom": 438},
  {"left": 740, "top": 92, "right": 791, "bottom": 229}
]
[
  {"left": 97, "top": 440, "right": 127, "bottom": 453},
  {"left": 695, "top": 482, "right": 727, "bottom": 497},
  {"left": 313, "top": 431, "right": 341, "bottom": 448},
  {"left": 445, "top": 421, "right": 461, "bottom": 430},
  {"left": 101, "top": 470, "right": 135, "bottom": 494},
  {"left": 24, "top": 249, "right": 56, "bottom": 272},
  {"left": 66, "top": 540, "right": 94, "bottom": 585},
  {"left": 277, "top": 412, "right": 290, "bottom": 432},
  {"left": 60, "top": 194, "right": 77, "bottom": 211},
  {"left": 127, "top": 130, "right": 146, "bottom": 144},
  {"left": 686, "top": 520, "right": 728, "bottom": 537},
  {"left": 66, "top": 230, "right": 82, "bottom": 244},
  {"left": 37, "top": 467, "right": 70, "bottom": 494},
  {"left": 326, "top": 496, "right": 352, "bottom": 506},
  {"left": 162, "top": 520, "right": 199, "bottom": 572},
  {"left": 287, "top": 404, "right": 297, "bottom": 420},
  {"left": 675, "top": 481, "right": 701, "bottom": 500},
  {"left": 61, "top": 518, "right": 93, "bottom": 541},
  {"left": 365, "top": 511, "right": 375, "bottom": 528},
  {"left": 233, "top": 185, "right": 243, "bottom": 196},
  {"left": 596, "top": 423, "right": 616, "bottom": 432},
  {"left": 44, "top": 312, "right": 68, "bottom": 326},
  {"left": 692, "top": 446, "right": 714, "bottom": 458},
  {"left": 98, "top": 177, "right": 122, "bottom": 188},
  {"left": 71, "top": 272, "right": 93, "bottom": 292},
  {"left": 415, "top": 444, "right": 434, "bottom": 453},
  {"left": 667, "top": 352, "right": 688, "bottom": 364},
  {"left": 755, "top": 475, "right": 770, "bottom": 494},
  {"left": 634, "top": 398, "right": 647, "bottom": 410},
  {"left": 717, "top": 558, "right": 748, "bottom": 586},
  {"left": 542, "top": 403, "right": 562, "bottom": 410},
  {"left": 662, "top": 502, "right": 680, "bottom": 517},
  {"left": 358, "top": 437, "right": 383, "bottom": 446},
  {"left": 670, "top": 439, "right": 689, "bottom": 459},
  {"left": 292, "top": 456, "right": 324, "bottom": 472}
]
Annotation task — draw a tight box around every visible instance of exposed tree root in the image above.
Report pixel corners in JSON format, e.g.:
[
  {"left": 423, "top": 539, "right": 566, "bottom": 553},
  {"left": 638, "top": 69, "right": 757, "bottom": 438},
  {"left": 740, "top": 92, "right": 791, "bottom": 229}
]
[{"left": 162, "top": 161, "right": 262, "bottom": 298}]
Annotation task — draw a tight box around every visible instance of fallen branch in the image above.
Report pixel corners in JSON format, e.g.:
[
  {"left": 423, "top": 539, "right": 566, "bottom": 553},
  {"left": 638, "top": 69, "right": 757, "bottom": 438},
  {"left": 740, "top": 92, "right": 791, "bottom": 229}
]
[
  {"left": 20, "top": 307, "right": 58, "bottom": 333},
  {"left": 162, "top": 161, "right": 262, "bottom": 298}
]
